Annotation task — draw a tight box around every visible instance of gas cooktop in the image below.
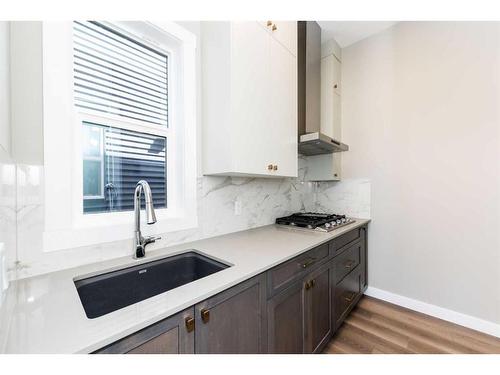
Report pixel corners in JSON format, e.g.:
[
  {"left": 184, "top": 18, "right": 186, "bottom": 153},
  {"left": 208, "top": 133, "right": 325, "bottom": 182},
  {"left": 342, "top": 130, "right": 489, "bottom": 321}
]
[{"left": 275, "top": 212, "right": 355, "bottom": 232}]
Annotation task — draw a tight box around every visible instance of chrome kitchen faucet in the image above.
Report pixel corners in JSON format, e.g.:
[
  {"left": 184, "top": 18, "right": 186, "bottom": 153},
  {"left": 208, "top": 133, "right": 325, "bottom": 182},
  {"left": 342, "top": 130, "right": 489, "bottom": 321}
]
[{"left": 133, "top": 180, "right": 161, "bottom": 259}]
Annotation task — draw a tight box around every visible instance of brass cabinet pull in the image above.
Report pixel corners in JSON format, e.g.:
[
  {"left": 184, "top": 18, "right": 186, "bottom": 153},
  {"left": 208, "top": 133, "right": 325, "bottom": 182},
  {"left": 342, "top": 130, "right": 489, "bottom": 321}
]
[
  {"left": 273, "top": 164, "right": 278, "bottom": 171},
  {"left": 344, "top": 260, "right": 356, "bottom": 269},
  {"left": 272, "top": 24, "right": 277, "bottom": 31},
  {"left": 334, "top": 83, "right": 338, "bottom": 89},
  {"left": 343, "top": 292, "right": 356, "bottom": 303},
  {"left": 267, "top": 20, "right": 273, "bottom": 27},
  {"left": 267, "top": 164, "right": 274, "bottom": 171},
  {"left": 301, "top": 258, "right": 316, "bottom": 269},
  {"left": 201, "top": 308, "right": 210, "bottom": 324},
  {"left": 305, "top": 279, "right": 316, "bottom": 290},
  {"left": 185, "top": 317, "right": 195, "bottom": 332}
]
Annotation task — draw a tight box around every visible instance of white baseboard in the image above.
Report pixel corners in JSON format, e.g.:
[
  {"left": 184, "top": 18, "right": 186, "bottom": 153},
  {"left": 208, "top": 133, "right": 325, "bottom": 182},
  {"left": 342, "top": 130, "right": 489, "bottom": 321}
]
[{"left": 364, "top": 286, "right": 500, "bottom": 339}]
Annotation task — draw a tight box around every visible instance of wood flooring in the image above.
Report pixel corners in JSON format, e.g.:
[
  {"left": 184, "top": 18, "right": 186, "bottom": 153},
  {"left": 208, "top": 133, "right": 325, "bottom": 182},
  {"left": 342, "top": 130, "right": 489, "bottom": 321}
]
[{"left": 324, "top": 296, "right": 500, "bottom": 354}]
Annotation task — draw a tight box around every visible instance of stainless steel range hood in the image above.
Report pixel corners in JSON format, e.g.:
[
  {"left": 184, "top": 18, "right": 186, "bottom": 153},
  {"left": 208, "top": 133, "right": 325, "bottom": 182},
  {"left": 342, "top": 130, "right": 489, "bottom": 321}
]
[{"left": 297, "top": 21, "right": 349, "bottom": 156}]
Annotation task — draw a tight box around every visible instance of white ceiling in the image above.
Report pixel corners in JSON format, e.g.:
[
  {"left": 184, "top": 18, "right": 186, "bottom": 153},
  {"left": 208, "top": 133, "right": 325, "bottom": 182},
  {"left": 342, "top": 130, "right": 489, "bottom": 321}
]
[{"left": 318, "top": 21, "right": 398, "bottom": 47}]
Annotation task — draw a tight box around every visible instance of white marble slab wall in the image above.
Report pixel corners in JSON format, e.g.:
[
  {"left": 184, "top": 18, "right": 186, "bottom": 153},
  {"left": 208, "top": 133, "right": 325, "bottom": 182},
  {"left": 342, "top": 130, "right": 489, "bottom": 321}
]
[
  {"left": 13, "top": 163, "right": 370, "bottom": 279},
  {"left": 314, "top": 178, "right": 371, "bottom": 219},
  {"left": 0, "top": 156, "right": 17, "bottom": 288}
]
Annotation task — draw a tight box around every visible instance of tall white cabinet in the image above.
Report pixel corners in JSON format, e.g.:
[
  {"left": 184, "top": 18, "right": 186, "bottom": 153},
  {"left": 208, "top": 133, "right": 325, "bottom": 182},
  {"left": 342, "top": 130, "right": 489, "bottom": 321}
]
[
  {"left": 0, "top": 21, "right": 10, "bottom": 156},
  {"left": 303, "top": 39, "right": 343, "bottom": 181},
  {"left": 202, "top": 22, "right": 298, "bottom": 178}
]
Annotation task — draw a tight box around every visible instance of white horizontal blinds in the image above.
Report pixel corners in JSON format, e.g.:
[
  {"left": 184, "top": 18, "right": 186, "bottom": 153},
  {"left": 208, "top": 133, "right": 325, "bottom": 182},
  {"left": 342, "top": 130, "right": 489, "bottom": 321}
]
[
  {"left": 105, "top": 128, "right": 166, "bottom": 162},
  {"left": 73, "top": 21, "right": 169, "bottom": 126}
]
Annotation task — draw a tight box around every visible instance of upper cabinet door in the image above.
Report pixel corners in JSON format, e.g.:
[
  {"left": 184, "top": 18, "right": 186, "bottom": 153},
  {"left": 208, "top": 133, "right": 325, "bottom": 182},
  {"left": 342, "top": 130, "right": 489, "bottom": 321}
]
[
  {"left": 202, "top": 21, "right": 298, "bottom": 178},
  {"left": 320, "top": 53, "right": 341, "bottom": 139},
  {"left": 230, "top": 22, "right": 273, "bottom": 176},
  {"left": 269, "top": 21, "right": 297, "bottom": 56},
  {"left": 268, "top": 36, "right": 298, "bottom": 177}
]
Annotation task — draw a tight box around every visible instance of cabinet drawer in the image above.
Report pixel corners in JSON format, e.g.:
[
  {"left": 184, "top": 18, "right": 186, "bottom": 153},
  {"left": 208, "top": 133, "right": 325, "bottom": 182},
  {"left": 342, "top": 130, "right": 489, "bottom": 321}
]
[
  {"left": 330, "top": 227, "right": 362, "bottom": 254},
  {"left": 268, "top": 243, "right": 329, "bottom": 295},
  {"left": 334, "top": 242, "right": 361, "bottom": 284},
  {"left": 333, "top": 268, "right": 361, "bottom": 327}
]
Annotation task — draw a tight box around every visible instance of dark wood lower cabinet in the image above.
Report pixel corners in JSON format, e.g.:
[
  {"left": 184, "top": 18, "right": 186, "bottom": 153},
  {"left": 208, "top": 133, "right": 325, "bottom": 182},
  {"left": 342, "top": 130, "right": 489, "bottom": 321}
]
[
  {"left": 95, "top": 225, "right": 368, "bottom": 354},
  {"left": 333, "top": 267, "right": 362, "bottom": 329},
  {"left": 267, "top": 279, "right": 305, "bottom": 353},
  {"left": 304, "top": 262, "right": 333, "bottom": 353},
  {"left": 94, "top": 308, "right": 195, "bottom": 354},
  {"left": 194, "top": 274, "right": 267, "bottom": 353}
]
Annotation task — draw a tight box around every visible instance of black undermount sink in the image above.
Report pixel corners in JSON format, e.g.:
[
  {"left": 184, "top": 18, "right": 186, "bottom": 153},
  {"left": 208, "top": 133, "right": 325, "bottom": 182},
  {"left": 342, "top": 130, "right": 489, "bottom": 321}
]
[{"left": 74, "top": 251, "right": 230, "bottom": 319}]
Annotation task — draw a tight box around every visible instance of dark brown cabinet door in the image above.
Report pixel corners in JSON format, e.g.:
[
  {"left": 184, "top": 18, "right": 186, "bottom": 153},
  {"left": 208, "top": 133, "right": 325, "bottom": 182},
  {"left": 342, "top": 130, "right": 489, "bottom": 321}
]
[
  {"left": 333, "top": 268, "right": 362, "bottom": 329},
  {"left": 304, "top": 262, "right": 333, "bottom": 353},
  {"left": 267, "top": 278, "right": 305, "bottom": 353},
  {"left": 95, "top": 308, "right": 195, "bottom": 354},
  {"left": 194, "top": 275, "right": 267, "bottom": 353}
]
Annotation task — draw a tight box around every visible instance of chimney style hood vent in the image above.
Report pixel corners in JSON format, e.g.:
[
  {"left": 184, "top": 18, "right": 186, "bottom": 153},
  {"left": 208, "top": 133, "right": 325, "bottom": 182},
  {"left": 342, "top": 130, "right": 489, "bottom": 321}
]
[{"left": 297, "top": 21, "right": 349, "bottom": 156}]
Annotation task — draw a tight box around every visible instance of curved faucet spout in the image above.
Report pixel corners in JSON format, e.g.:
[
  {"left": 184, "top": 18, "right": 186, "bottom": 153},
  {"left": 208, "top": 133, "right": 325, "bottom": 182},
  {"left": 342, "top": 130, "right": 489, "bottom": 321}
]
[{"left": 133, "top": 180, "right": 160, "bottom": 259}]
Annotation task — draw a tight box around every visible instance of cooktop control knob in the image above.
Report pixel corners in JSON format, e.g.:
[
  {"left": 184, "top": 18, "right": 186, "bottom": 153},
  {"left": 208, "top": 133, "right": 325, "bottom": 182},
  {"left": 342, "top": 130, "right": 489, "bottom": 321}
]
[{"left": 325, "top": 222, "right": 331, "bottom": 228}]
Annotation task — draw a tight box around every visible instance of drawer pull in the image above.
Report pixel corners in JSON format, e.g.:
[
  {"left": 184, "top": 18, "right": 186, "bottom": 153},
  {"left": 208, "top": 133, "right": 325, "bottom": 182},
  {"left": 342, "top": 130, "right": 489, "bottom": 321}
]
[
  {"left": 301, "top": 258, "right": 316, "bottom": 269},
  {"left": 343, "top": 292, "right": 356, "bottom": 303},
  {"left": 305, "top": 279, "right": 316, "bottom": 290},
  {"left": 185, "top": 317, "right": 195, "bottom": 332},
  {"left": 267, "top": 21, "right": 273, "bottom": 27},
  {"left": 344, "top": 260, "right": 356, "bottom": 270},
  {"left": 201, "top": 308, "right": 210, "bottom": 324}
]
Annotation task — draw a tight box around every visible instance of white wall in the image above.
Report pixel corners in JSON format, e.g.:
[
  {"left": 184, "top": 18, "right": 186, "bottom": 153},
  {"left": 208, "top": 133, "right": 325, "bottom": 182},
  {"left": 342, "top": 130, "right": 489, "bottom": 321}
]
[
  {"left": 0, "top": 22, "right": 10, "bottom": 156},
  {"left": 10, "top": 22, "right": 44, "bottom": 165},
  {"left": 0, "top": 22, "right": 16, "bottom": 297},
  {"left": 342, "top": 22, "right": 500, "bottom": 324}
]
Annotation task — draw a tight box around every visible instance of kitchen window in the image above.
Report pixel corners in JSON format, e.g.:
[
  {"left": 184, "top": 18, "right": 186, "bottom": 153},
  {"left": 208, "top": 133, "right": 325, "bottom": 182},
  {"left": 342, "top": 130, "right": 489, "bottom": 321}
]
[
  {"left": 73, "top": 21, "right": 170, "bottom": 214},
  {"left": 41, "top": 21, "right": 197, "bottom": 251}
]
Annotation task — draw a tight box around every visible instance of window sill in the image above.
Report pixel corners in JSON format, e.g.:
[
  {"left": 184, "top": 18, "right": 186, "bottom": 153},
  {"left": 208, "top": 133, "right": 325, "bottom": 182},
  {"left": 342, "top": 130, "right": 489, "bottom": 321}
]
[{"left": 42, "top": 213, "right": 198, "bottom": 252}]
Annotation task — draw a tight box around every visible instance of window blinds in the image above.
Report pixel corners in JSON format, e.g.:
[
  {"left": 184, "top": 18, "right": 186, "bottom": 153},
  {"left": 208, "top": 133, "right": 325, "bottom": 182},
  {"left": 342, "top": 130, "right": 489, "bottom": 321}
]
[{"left": 73, "top": 21, "right": 168, "bottom": 127}]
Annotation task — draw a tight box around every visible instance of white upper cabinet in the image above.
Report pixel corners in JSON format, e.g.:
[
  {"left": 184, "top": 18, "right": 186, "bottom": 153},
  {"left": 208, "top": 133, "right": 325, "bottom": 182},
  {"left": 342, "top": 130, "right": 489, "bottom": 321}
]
[
  {"left": 0, "top": 21, "right": 10, "bottom": 156},
  {"left": 202, "top": 21, "right": 298, "bottom": 178},
  {"left": 320, "top": 53, "right": 341, "bottom": 139},
  {"left": 303, "top": 43, "right": 342, "bottom": 182}
]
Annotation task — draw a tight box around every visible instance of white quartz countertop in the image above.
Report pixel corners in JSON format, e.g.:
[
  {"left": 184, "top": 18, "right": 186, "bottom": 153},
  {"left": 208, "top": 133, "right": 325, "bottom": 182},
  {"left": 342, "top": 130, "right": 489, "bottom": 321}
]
[{"left": 0, "top": 220, "right": 369, "bottom": 353}]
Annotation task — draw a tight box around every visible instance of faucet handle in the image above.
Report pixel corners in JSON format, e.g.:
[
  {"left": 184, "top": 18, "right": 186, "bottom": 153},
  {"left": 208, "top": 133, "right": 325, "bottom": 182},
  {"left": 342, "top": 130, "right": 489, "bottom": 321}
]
[{"left": 145, "top": 236, "right": 161, "bottom": 245}]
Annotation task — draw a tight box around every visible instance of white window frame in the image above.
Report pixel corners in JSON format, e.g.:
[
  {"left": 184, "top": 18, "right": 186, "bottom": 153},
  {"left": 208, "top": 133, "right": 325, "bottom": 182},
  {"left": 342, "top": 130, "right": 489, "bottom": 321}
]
[
  {"left": 82, "top": 125, "right": 105, "bottom": 200},
  {"left": 42, "top": 21, "right": 197, "bottom": 252}
]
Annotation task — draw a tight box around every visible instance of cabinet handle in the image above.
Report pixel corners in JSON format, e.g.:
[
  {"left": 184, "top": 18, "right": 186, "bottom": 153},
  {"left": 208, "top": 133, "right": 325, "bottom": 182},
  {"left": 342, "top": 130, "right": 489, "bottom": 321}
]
[
  {"left": 272, "top": 24, "right": 277, "bottom": 31},
  {"left": 267, "top": 164, "right": 274, "bottom": 171},
  {"left": 300, "top": 258, "right": 316, "bottom": 269},
  {"left": 343, "top": 292, "right": 356, "bottom": 303},
  {"left": 334, "top": 83, "right": 338, "bottom": 89},
  {"left": 267, "top": 20, "right": 273, "bottom": 27},
  {"left": 273, "top": 164, "right": 278, "bottom": 171},
  {"left": 201, "top": 308, "right": 210, "bottom": 324},
  {"left": 305, "top": 281, "right": 312, "bottom": 290},
  {"left": 185, "top": 317, "right": 195, "bottom": 332},
  {"left": 344, "top": 260, "right": 356, "bottom": 270},
  {"left": 310, "top": 279, "right": 316, "bottom": 288}
]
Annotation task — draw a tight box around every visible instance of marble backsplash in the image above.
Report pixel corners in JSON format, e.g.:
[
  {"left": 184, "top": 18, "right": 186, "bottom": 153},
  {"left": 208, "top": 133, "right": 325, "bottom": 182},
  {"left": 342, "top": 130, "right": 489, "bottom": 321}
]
[
  {"left": 7, "top": 162, "right": 370, "bottom": 280},
  {"left": 0, "top": 155, "right": 16, "bottom": 298}
]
